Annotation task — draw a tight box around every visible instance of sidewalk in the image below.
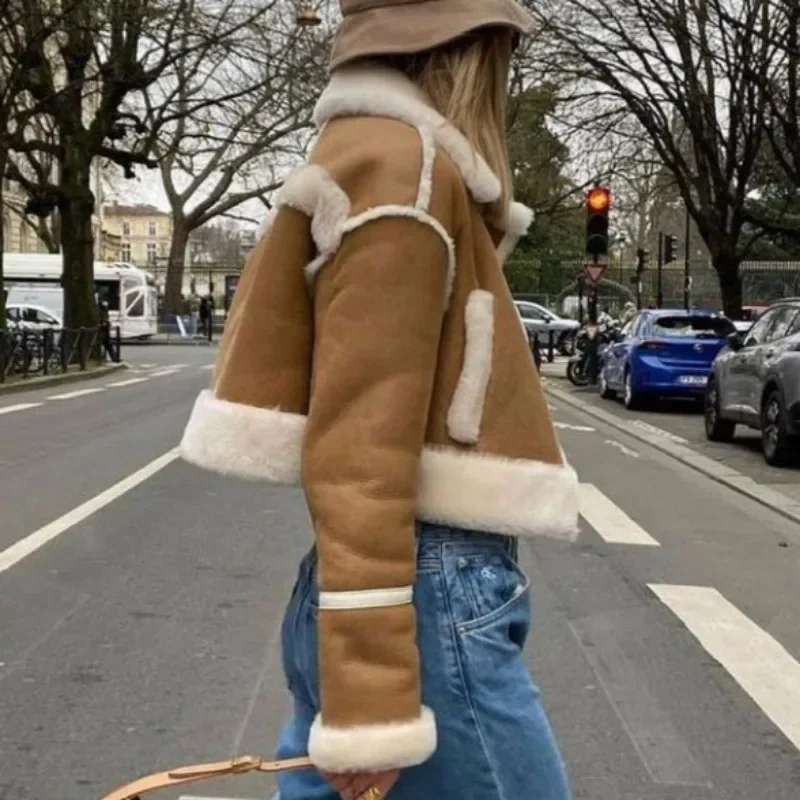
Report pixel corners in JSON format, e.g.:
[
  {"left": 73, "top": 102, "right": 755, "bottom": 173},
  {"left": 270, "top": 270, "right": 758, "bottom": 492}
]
[{"left": 130, "top": 333, "right": 216, "bottom": 346}]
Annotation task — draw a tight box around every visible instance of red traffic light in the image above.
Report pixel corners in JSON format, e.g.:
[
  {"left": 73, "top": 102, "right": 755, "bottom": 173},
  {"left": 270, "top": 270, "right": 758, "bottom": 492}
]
[{"left": 587, "top": 187, "right": 611, "bottom": 212}]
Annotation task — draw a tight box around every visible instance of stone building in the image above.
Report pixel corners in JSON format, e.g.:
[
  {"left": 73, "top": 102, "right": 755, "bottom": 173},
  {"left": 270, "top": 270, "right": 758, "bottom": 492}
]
[{"left": 103, "top": 203, "right": 173, "bottom": 266}]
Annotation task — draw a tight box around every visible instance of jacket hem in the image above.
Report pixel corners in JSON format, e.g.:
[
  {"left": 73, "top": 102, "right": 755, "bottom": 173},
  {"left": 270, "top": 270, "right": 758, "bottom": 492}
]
[
  {"left": 181, "top": 392, "right": 578, "bottom": 539},
  {"left": 418, "top": 445, "right": 580, "bottom": 540},
  {"left": 180, "top": 390, "right": 306, "bottom": 485},
  {"left": 308, "top": 706, "right": 437, "bottom": 771}
]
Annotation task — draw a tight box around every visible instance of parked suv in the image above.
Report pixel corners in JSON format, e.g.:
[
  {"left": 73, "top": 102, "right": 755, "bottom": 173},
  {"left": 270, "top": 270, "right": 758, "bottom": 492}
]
[
  {"left": 514, "top": 301, "right": 579, "bottom": 355},
  {"left": 705, "top": 299, "right": 800, "bottom": 465}
]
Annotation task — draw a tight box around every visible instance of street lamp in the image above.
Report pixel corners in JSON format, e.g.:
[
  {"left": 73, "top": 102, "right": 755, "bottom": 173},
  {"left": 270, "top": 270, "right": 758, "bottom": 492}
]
[{"left": 297, "top": 3, "right": 321, "bottom": 26}]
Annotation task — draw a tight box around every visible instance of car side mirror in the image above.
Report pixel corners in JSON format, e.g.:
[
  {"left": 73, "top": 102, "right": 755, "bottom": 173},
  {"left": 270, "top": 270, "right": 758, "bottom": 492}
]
[{"left": 727, "top": 332, "right": 744, "bottom": 351}]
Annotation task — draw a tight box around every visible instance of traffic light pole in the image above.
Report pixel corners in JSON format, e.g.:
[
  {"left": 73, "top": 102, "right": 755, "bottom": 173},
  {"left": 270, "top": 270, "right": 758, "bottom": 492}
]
[{"left": 657, "top": 232, "right": 664, "bottom": 309}]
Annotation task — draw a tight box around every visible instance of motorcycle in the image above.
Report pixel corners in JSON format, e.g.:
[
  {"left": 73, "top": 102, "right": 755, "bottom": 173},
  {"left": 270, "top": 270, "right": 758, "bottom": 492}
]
[{"left": 567, "top": 321, "right": 621, "bottom": 387}]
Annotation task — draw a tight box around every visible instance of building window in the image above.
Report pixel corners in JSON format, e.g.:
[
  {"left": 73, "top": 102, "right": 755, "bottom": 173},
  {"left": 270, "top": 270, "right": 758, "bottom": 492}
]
[
  {"left": 120, "top": 243, "right": 131, "bottom": 262},
  {"left": 148, "top": 221, "right": 157, "bottom": 237},
  {"left": 122, "top": 220, "right": 131, "bottom": 236},
  {"left": 147, "top": 242, "right": 157, "bottom": 264}
]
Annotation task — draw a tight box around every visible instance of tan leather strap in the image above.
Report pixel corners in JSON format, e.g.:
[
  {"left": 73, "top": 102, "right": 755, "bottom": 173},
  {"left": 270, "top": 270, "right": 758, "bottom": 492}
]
[{"left": 100, "top": 755, "right": 313, "bottom": 800}]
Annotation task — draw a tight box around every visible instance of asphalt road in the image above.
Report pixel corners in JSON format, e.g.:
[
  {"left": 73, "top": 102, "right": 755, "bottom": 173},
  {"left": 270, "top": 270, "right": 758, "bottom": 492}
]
[
  {"left": 1, "top": 346, "right": 799, "bottom": 800},
  {"left": 554, "top": 374, "right": 800, "bottom": 500}
]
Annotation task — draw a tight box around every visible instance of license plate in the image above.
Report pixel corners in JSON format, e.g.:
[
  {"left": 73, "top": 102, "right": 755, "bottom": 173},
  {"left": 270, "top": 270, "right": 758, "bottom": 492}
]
[{"left": 679, "top": 375, "right": 707, "bottom": 386}]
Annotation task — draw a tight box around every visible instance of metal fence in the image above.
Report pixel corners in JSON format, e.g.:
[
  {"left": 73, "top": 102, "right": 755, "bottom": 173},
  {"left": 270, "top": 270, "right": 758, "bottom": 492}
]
[
  {"left": 0, "top": 326, "right": 121, "bottom": 383},
  {"left": 508, "top": 259, "right": 800, "bottom": 315}
]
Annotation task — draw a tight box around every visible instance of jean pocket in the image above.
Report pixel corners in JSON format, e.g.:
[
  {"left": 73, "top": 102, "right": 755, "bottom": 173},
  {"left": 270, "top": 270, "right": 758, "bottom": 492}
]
[{"left": 452, "top": 552, "right": 530, "bottom": 633}]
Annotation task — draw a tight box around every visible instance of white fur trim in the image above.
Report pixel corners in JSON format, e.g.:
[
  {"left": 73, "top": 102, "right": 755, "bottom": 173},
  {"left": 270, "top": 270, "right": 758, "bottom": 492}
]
[
  {"left": 418, "top": 446, "right": 580, "bottom": 540},
  {"left": 180, "top": 390, "right": 306, "bottom": 485},
  {"left": 447, "top": 291, "right": 495, "bottom": 444},
  {"left": 341, "top": 204, "right": 456, "bottom": 306},
  {"left": 507, "top": 201, "right": 535, "bottom": 235},
  {"left": 309, "top": 706, "right": 437, "bottom": 772},
  {"left": 318, "top": 585, "right": 413, "bottom": 610},
  {"left": 497, "top": 202, "right": 534, "bottom": 263},
  {"left": 304, "top": 251, "right": 332, "bottom": 283},
  {"left": 180, "top": 393, "right": 579, "bottom": 541},
  {"left": 316, "top": 66, "right": 501, "bottom": 204},
  {"left": 278, "top": 165, "right": 351, "bottom": 255},
  {"left": 415, "top": 126, "right": 436, "bottom": 211}
]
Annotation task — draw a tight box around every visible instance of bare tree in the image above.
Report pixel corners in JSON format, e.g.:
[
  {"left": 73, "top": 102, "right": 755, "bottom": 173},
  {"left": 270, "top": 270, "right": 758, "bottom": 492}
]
[
  {"left": 1, "top": 0, "right": 275, "bottom": 329},
  {"left": 142, "top": 3, "right": 329, "bottom": 314},
  {"left": 532, "top": 0, "right": 785, "bottom": 316}
]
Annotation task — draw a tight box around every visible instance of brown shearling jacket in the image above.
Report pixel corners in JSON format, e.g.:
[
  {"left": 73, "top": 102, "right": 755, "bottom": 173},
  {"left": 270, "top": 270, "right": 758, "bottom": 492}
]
[{"left": 181, "top": 63, "right": 579, "bottom": 774}]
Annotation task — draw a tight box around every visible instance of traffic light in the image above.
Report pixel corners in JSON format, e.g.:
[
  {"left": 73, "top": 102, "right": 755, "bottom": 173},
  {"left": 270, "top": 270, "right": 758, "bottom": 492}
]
[
  {"left": 663, "top": 234, "right": 677, "bottom": 264},
  {"left": 586, "top": 186, "right": 611, "bottom": 258},
  {"left": 636, "top": 248, "right": 649, "bottom": 274}
]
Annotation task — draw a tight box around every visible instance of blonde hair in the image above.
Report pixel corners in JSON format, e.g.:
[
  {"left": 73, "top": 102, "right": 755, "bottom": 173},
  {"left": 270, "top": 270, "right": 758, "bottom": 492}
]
[{"left": 386, "top": 29, "right": 515, "bottom": 218}]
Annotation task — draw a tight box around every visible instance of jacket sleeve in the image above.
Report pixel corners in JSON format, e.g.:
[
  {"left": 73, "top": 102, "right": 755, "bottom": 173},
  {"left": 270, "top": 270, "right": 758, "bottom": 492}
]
[{"left": 302, "top": 213, "right": 449, "bottom": 773}]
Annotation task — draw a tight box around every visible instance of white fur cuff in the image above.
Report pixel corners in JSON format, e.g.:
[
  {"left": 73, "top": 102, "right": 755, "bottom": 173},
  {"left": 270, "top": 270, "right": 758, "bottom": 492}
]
[
  {"left": 180, "top": 390, "right": 306, "bottom": 485},
  {"left": 308, "top": 707, "right": 437, "bottom": 772},
  {"left": 418, "top": 446, "right": 580, "bottom": 540}
]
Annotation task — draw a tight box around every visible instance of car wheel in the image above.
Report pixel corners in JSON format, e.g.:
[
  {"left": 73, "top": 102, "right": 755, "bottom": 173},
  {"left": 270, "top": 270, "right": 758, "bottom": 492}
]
[
  {"left": 623, "top": 369, "right": 644, "bottom": 410},
  {"left": 761, "top": 388, "right": 797, "bottom": 466},
  {"left": 704, "top": 379, "right": 736, "bottom": 442},
  {"left": 599, "top": 370, "right": 615, "bottom": 399}
]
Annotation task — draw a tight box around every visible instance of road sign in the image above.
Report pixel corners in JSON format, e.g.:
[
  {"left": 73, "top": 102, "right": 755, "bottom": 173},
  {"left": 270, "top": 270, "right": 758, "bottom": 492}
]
[{"left": 584, "top": 262, "right": 607, "bottom": 283}]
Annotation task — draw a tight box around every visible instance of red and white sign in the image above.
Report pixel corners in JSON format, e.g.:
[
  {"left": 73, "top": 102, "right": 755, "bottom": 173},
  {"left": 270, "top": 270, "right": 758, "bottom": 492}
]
[{"left": 584, "top": 262, "right": 607, "bottom": 283}]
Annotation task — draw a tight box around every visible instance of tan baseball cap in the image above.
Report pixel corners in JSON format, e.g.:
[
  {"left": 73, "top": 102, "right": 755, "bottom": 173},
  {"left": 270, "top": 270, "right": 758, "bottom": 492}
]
[{"left": 330, "top": 0, "right": 536, "bottom": 70}]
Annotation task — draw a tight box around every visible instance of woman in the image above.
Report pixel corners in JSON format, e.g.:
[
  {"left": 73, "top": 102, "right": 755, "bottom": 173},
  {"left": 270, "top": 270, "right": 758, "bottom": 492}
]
[{"left": 181, "top": 1, "right": 579, "bottom": 798}]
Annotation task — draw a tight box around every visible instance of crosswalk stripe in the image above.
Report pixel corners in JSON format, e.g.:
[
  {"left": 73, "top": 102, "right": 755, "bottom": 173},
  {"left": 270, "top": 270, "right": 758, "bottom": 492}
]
[
  {"left": 150, "top": 368, "right": 180, "bottom": 377},
  {"left": 200, "top": 364, "right": 215, "bottom": 371},
  {"left": 48, "top": 387, "right": 105, "bottom": 401},
  {"left": 650, "top": 584, "right": 800, "bottom": 751},
  {"left": 579, "top": 484, "right": 660, "bottom": 546},
  {"left": 0, "top": 402, "right": 42, "bottom": 415},
  {"left": 106, "top": 377, "right": 149, "bottom": 388}
]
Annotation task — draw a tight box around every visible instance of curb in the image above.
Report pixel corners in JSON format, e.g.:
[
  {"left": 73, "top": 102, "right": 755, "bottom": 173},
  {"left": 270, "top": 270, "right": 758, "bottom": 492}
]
[
  {"left": 0, "top": 362, "right": 128, "bottom": 396},
  {"left": 127, "top": 339, "right": 216, "bottom": 347},
  {"left": 547, "top": 383, "right": 800, "bottom": 527}
]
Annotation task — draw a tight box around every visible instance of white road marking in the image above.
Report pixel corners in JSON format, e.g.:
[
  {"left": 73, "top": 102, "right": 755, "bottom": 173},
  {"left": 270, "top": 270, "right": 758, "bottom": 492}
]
[
  {"left": 162, "top": 363, "right": 188, "bottom": 369},
  {"left": 554, "top": 421, "right": 596, "bottom": 432},
  {"left": 150, "top": 368, "right": 180, "bottom": 377},
  {"left": 579, "top": 484, "right": 660, "bottom": 546},
  {"left": 605, "top": 439, "right": 640, "bottom": 458},
  {"left": 48, "top": 387, "right": 105, "bottom": 401},
  {"left": 200, "top": 364, "right": 215, "bottom": 371},
  {"left": 0, "top": 449, "right": 180, "bottom": 576},
  {"left": 631, "top": 419, "right": 688, "bottom": 445},
  {"left": 106, "top": 377, "right": 149, "bottom": 388},
  {"left": 0, "top": 403, "right": 42, "bottom": 415},
  {"left": 650, "top": 584, "right": 800, "bottom": 752}
]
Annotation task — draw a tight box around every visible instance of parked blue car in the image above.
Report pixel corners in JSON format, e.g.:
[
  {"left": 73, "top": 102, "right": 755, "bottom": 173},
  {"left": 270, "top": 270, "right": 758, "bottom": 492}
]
[{"left": 599, "top": 309, "right": 736, "bottom": 409}]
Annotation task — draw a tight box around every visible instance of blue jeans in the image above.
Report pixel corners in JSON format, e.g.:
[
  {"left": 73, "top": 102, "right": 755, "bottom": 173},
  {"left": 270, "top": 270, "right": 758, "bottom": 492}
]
[{"left": 273, "top": 523, "right": 571, "bottom": 799}]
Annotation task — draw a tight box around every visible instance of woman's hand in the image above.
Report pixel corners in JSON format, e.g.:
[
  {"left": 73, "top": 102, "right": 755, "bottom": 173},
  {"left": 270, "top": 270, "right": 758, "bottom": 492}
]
[{"left": 323, "top": 769, "right": 400, "bottom": 800}]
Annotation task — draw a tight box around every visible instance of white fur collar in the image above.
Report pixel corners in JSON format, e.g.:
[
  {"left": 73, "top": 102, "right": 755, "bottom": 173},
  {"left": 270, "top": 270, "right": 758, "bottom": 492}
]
[{"left": 314, "top": 65, "right": 502, "bottom": 206}]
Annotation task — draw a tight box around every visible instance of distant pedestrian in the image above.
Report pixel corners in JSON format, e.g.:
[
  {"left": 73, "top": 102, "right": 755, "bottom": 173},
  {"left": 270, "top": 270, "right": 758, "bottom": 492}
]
[
  {"left": 198, "top": 296, "right": 209, "bottom": 337},
  {"left": 188, "top": 291, "right": 201, "bottom": 336},
  {"left": 98, "top": 301, "right": 117, "bottom": 362},
  {"left": 180, "top": 3, "right": 576, "bottom": 799}
]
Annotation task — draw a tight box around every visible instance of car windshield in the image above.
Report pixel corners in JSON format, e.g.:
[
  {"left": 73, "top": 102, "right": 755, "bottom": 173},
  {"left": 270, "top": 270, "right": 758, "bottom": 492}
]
[{"left": 652, "top": 315, "right": 734, "bottom": 339}]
